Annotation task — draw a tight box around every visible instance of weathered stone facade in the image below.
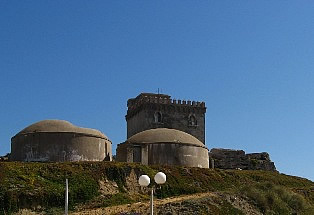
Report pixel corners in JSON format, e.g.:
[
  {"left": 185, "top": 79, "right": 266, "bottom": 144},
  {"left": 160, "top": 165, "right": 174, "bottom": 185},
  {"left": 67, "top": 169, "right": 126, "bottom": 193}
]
[
  {"left": 116, "top": 128, "right": 209, "bottom": 168},
  {"left": 11, "top": 120, "right": 112, "bottom": 162},
  {"left": 126, "top": 93, "right": 206, "bottom": 144},
  {"left": 209, "top": 148, "right": 276, "bottom": 171}
]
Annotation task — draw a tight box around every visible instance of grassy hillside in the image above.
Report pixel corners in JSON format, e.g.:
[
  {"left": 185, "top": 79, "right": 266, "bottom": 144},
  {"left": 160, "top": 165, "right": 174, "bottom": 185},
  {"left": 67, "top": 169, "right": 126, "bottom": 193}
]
[{"left": 0, "top": 161, "right": 313, "bottom": 214}]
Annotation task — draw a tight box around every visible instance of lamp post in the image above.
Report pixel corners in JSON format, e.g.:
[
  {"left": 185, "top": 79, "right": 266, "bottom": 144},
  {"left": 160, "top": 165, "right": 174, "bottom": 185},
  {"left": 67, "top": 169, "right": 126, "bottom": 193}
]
[
  {"left": 138, "top": 172, "right": 166, "bottom": 215},
  {"left": 65, "top": 178, "right": 68, "bottom": 215}
]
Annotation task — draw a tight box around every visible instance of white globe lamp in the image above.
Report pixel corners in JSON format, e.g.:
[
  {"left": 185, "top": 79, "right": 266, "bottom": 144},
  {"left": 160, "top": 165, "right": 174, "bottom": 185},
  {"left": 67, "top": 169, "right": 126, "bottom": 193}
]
[
  {"left": 138, "top": 175, "right": 150, "bottom": 187},
  {"left": 154, "top": 172, "right": 166, "bottom": 185},
  {"left": 138, "top": 172, "right": 166, "bottom": 215}
]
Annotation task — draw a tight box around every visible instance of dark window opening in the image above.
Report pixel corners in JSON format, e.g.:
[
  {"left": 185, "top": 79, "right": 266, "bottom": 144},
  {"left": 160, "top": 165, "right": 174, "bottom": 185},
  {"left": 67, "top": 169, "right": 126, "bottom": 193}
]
[
  {"left": 154, "top": 112, "right": 162, "bottom": 123},
  {"left": 189, "top": 115, "right": 197, "bottom": 126},
  {"left": 133, "top": 146, "right": 142, "bottom": 163}
]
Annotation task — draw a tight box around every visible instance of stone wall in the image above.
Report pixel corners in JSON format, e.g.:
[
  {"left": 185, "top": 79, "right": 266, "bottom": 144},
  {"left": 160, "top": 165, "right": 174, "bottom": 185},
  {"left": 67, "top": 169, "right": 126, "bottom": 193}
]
[
  {"left": 208, "top": 148, "right": 276, "bottom": 171},
  {"left": 11, "top": 132, "right": 112, "bottom": 162},
  {"left": 116, "top": 142, "right": 209, "bottom": 168},
  {"left": 126, "top": 93, "right": 206, "bottom": 144}
]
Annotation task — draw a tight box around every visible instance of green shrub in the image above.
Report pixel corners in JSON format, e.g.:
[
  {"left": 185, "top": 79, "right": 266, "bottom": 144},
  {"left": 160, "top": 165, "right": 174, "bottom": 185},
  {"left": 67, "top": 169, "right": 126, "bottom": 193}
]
[
  {"left": 67, "top": 175, "right": 99, "bottom": 205},
  {"left": 0, "top": 163, "right": 99, "bottom": 213},
  {"left": 1, "top": 162, "right": 314, "bottom": 214},
  {"left": 239, "top": 182, "right": 313, "bottom": 214},
  {"left": 220, "top": 200, "right": 245, "bottom": 215},
  {"left": 102, "top": 193, "right": 135, "bottom": 207}
]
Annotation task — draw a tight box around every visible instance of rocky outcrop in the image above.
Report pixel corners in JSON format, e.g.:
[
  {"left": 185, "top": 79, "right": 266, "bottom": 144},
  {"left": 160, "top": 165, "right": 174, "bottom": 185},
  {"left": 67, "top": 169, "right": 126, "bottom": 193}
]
[
  {"left": 208, "top": 148, "right": 276, "bottom": 171},
  {"left": 0, "top": 153, "right": 9, "bottom": 161}
]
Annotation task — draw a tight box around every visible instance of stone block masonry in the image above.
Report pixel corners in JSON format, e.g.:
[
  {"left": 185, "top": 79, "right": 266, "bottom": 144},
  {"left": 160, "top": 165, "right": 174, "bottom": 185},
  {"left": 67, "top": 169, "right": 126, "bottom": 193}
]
[
  {"left": 208, "top": 148, "right": 276, "bottom": 171},
  {"left": 126, "top": 93, "right": 206, "bottom": 144}
]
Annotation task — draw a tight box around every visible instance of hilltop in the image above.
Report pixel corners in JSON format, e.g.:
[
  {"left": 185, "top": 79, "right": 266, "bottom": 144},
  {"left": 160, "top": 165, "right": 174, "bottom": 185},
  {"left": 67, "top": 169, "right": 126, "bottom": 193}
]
[{"left": 0, "top": 161, "right": 314, "bottom": 214}]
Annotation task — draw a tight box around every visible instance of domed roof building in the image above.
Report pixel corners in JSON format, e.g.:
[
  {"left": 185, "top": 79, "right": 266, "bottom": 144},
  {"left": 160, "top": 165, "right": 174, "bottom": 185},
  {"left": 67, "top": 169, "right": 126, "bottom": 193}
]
[
  {"left": 11, "top": 120, "right": 112, "bottom": 162},
  {"left": 116, "top": 128, "right": 209, "bottom": 168}
]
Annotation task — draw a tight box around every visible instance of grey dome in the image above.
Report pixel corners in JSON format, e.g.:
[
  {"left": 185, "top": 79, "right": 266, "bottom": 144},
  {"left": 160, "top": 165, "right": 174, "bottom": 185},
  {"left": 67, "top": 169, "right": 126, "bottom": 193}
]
[
  {"left": 16, "top": 119, "right": 107, "bottom": 139},
  {"left": 127, "top": 128, "right": 205, "bottom": 147},
  {"left": 11, "top": 119, "right": 112, "bottom": 162}
]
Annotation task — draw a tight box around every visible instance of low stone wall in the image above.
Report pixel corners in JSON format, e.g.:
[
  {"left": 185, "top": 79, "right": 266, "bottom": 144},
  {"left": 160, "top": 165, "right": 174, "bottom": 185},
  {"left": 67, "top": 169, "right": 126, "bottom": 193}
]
[{"left": 208, "top": 148, "right": 276, "bottom": 171}]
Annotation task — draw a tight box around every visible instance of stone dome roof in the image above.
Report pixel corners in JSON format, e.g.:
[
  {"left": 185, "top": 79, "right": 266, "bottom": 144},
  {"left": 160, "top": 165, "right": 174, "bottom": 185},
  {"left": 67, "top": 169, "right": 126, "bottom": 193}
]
[
  {"left": 127, "top": 128, "right": 205, "bottom": 147},
  {"left": 15, "top": 120, "right": 108, "bottom": 139}
]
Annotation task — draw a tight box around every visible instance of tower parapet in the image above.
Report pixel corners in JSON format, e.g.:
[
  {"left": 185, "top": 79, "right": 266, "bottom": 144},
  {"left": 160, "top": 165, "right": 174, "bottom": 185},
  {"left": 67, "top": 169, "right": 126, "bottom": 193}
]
[
  {"left": 126, "top": 93, "right": 206, "bottom": 144},
  {"left": 126, "top": 93, "right": 206, "bottom": 120}
]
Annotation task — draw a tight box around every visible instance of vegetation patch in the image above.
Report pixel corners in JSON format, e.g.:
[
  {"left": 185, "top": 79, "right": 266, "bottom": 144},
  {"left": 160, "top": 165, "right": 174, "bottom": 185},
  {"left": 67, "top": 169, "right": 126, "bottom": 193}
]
[
  {"left": 102, "top": 193, "right": 136, "bottom": 207},
  {"left": 0, "top": 161, "right": 313, "bottom": 214},
  {"left": 239, "top": 182, "right": 314, "bottom": 214}
]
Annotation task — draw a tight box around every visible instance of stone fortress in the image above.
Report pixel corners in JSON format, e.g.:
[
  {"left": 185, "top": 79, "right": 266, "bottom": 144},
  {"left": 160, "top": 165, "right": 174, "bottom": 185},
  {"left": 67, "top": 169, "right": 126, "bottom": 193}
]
[
  {"left": 9, "top": 92, "right": 276, "bottom": 171},
  {"left": 125, "top": 93, "right": 206, "bottom": 143},
  {"left": 116, "top": 93, "right": 209, "bottom": 168}
]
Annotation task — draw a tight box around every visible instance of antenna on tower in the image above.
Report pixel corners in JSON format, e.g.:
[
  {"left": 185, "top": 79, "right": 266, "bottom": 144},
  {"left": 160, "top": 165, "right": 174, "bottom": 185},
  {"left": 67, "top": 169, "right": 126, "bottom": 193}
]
[{"left": 156, "top": 88, "right": 164, "bottom": 95}]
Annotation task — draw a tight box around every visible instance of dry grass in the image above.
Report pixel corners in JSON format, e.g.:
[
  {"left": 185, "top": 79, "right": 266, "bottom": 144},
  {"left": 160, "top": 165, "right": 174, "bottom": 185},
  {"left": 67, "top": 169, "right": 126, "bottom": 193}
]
[{"left": 0, "top": 161, "right": 313, "bottom": 214}]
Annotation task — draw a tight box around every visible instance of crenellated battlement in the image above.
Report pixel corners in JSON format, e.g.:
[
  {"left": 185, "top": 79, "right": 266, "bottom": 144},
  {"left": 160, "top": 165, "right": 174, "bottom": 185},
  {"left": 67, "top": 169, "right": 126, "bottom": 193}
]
[
  {"left": 127, "top": 93, "right": 206, "bottom": 112},
  {"left": 126, "top": 92, "right": 206, "bottom": 143}
]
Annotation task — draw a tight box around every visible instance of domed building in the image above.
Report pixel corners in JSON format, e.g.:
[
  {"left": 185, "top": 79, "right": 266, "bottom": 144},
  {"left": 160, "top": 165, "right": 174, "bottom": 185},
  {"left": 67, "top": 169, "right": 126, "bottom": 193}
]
[
  {"left": 10, "top": 120, "right": 112, "bottom": 162},
  {"left": 116, "top": 128, "right": 209, "bottom": 168}
]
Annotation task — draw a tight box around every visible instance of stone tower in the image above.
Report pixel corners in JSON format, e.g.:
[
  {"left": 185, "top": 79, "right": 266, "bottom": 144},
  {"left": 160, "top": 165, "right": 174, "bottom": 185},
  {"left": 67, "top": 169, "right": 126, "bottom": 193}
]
[{"left": 126, "top": 93, "right": 206, "bottom": 144}]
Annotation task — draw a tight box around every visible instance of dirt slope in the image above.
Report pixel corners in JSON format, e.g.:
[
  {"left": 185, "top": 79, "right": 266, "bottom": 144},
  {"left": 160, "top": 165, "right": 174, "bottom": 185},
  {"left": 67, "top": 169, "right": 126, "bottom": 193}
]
[
  {"left": 72, "top": 192, "right": 262, "bottom": 215},
  {"left": 1, "top": 162, "right": 314, "bottom": 214}
]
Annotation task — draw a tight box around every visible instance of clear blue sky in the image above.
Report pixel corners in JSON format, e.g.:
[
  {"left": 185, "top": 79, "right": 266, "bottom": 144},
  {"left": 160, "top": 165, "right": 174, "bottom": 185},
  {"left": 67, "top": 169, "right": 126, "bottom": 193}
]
[{"left": 1, "top": 1, "right": 314, "bottom": 181}]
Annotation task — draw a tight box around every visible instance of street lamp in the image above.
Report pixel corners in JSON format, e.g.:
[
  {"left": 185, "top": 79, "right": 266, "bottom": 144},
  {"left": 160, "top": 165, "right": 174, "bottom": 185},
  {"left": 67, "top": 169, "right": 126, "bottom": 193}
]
[
  {"left": 65, "top": 178, "right": 68, "bottom": 215},
  {"left": 139, "top": 172, "right": 166, "bottom": 215}
]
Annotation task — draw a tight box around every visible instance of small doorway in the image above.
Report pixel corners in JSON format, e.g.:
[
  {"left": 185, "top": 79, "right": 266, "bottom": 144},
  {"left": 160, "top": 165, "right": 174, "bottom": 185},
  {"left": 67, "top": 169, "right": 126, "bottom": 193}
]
[{"left": 133, "top": 146, "right": 142, "bottom": 163}]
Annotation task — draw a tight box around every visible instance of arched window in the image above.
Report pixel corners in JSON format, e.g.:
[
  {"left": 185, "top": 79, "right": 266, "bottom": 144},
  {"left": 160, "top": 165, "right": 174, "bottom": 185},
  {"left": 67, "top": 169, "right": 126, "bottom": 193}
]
[
  {"left": 189, "top": 115, "right": 197, "bottom": 126},
  {"left": 154, "top": 112, "right": 162, "bottom": 123}
]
